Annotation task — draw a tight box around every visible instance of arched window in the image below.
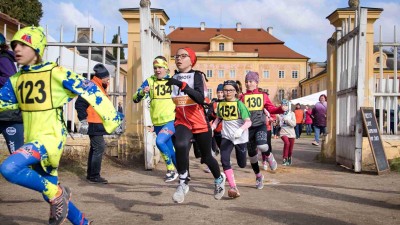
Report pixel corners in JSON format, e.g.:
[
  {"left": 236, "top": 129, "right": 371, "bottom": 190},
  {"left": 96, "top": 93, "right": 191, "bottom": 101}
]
[
  {"left": 278, "top": 89, "right": 285, "bottom": 101},
  {"left": 219, "top": 43, "right": 224, "bottom": 51}
]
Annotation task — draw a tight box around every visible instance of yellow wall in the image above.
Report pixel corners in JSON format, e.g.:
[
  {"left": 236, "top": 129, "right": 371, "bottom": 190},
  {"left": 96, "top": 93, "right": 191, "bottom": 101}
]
[{"left": 169, "top": 58, "right": 308, "bottom": 103}]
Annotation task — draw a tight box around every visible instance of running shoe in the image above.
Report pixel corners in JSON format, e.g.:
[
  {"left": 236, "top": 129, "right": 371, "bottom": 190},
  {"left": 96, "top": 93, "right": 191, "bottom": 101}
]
[
  {"left": 49, "top": 185, "right": 71, "bottom": 225},
  {"left": 267, "top": 153, "right": 278, "bottom": 171},
  {"left": 282, "top": 158, "right": 289, "bottom": 166},
  {"left": 172, "top": 184, "right": 189, "bottom": 203},
  {"left": 165, "top": 171, "right": 178, "bottom": 182},
  {"left": 214, "top": 173, "right": 226, "bottom": 200},
  {"left": 312, "top": 141, "right": 319, "bottom": 146},
  {"left": 255, "top": 175, "right": 264, "bottom": 190},
  {"left": 288, "top": 157, "right": 292, "bottom": 165},
  {"left": 228, "top": 187, "right": 241, "bottom": 198},
  {"left": 262, "top": 161, "right": 268, "bottom": 171},
  {"left": 87, "top": 176, "right": 108, "bottom": 184}
]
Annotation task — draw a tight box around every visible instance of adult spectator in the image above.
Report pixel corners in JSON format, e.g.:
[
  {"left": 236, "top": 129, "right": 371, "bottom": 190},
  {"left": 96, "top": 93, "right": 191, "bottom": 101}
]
[
  {"left": 293, "top": 103, "right": 304, "bottom": 139},
  {"left": 304, "top": 105, "right": 313, "bottom": 135},
  {"left": 0, "top": 33, "right": 23, "bottom": 154},
  {"left": 311, "top": 94, "right": 327, "bottom": 146},
  {"left": 75, "top": 63, "right": 112, "bottom": 184}
]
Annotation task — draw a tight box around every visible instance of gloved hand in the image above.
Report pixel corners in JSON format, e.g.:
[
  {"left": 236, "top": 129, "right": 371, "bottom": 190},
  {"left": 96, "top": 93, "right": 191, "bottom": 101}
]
[
  {"left": 166, "top": 78, "right": 183, "bottom": 89},
  {"left": 78, "top": 119, "right": 88, "bottom": 134},
  {"left": 234, "top": 128, "right": 244, "bottom": 139}
]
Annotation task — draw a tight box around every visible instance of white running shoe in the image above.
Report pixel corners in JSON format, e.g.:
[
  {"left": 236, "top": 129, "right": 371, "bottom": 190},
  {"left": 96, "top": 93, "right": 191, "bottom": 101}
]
[
  {"left": 267, "top": 153, "right": 278, "bottom": 171},
  {"left": 256, "top": 175, "right": 264, "bottom": 190},
  {"left": 214, "top": 173, "right": 226, "bottom": 200},
  {"left": 165, "top": 170, "right": 178, "bottom": 182},
  {"left": 262, "top": 161, "right": 268, "bottom": 171},
  {"left": 172, "top": 184, "right": 189, "bottom": 203}
]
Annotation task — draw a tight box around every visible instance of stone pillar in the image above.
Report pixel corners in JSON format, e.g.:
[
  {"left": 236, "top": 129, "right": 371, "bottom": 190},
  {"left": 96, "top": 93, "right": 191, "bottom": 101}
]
[{"left": 119, "top": 7, "right": 169, "bottom": 162}]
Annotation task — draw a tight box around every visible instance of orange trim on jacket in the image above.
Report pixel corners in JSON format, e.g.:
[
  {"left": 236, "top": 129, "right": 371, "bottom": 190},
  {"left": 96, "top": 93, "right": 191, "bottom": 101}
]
[{"left": 87, "top": 76, "right": 109, "bottom": 123}]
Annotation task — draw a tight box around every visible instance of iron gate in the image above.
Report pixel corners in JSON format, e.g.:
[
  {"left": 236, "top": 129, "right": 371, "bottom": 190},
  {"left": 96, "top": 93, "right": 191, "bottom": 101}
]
[{"left": 335, "top": 8, "right": 367, "bottom": 172}]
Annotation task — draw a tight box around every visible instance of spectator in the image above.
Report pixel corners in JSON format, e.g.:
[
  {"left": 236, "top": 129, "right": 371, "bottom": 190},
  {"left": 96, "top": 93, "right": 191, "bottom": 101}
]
[
  {"left": 304, "top": 105, "right": 313, "bottom": 135},
  {"left": 0, "top": 32, "right": 24, "bottom": 154},
  {"left": 293, "top": 103, "right": 304, "bottom": 139},
  {"left": 311, "top": 94, "right": 327, "bottom": 146},
  {"left": 76, "top": 63, "right": 113, "bottom": 184}
]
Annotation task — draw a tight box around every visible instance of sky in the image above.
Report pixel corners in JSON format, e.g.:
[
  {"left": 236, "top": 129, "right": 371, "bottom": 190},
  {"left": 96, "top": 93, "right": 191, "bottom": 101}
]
[{"left": 39, "top": 0, "right": 400, "bottom": 62}]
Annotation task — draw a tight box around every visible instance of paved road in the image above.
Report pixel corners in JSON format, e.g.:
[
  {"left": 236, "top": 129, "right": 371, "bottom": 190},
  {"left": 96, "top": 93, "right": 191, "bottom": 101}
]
[{"left": 1, "top": 137, "right": 399, "bottom": 225}]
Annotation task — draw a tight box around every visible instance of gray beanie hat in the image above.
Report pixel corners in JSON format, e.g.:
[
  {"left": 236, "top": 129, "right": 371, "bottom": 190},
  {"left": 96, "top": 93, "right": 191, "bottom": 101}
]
[{"left": 93, "top": 63, "right": 110, "bottom": 78}]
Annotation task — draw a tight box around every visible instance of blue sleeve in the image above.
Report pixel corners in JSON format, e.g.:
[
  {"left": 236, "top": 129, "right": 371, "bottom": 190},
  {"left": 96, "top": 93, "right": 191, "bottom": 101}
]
[
  {"left": 133, "top": 79, "right": 149, "bottom": 103},
  {"left": 0, "top": 80, "right": 18, "bottom": 112}
]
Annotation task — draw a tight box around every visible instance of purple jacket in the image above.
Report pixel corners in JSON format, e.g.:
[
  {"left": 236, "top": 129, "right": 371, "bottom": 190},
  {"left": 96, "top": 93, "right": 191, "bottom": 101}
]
[
  {"left": 0, "top": 50, "right": 17, "bottom": 87},
  {"left": 311, "top": 101, "right": 327, "bottom": 126}
]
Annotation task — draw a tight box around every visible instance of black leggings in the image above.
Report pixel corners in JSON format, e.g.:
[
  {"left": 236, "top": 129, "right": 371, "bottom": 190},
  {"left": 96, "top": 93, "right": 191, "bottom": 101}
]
[
  {"left": 172, "top": 125, "right": 221, "bottom": 179},
  {"left": 220, "top": 138, "right": 247, "bottom": 170},
  {"left": 261, "top": 130, "right": 272, "bottom": 158}
]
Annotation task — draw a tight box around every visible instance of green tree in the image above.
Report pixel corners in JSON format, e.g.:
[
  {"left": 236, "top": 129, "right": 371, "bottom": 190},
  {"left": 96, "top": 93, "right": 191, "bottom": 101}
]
[
  {"left": 0, "top": 0, "right": 43, "bottom": 26},
  {"left": 112, "top": 34, "right": 125, "bottom": 60}
]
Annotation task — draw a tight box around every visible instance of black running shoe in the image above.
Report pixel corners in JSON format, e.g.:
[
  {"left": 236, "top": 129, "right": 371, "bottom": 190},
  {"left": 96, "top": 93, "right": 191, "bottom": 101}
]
[{"left": 87, "top": 177, "right": 108, "bottom": 184}]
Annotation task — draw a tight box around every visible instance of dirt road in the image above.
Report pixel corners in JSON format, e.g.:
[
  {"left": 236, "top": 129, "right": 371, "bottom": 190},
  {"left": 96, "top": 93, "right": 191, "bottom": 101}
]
[{"left": 1, "top": 137, "right": 399, "bottom": 225}]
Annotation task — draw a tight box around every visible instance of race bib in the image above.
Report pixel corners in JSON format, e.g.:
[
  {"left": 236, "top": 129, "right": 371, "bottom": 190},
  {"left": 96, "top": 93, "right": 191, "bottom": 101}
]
[
  {"left": 218, "top": 101, "right": 239, "bottom": 121},
  {"left": 244, "top": 94, "right": 263, "bottom": 111},
  {"left": 16, "top": 71, "right": 52, "bottom": 111},
  {"left": 153, "top": 80, "right": 172, "bottom": 99}
]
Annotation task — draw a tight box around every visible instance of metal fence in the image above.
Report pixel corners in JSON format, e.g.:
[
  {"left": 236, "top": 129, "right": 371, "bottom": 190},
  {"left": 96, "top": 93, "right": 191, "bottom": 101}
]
[
  {"left": 3, "top": 24, "right": 128, "bottom": 133},
  {"left": 374, "top": 26, "right": 399, "bottom": 135}
]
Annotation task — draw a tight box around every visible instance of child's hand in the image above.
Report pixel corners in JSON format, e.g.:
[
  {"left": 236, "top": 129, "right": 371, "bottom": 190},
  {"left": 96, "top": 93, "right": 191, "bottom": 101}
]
[
  {"left": 234, "top": 128, "right": 244, "bottom": 139},
  {"left": 143, "top": 86, "right": 150, "bottom": 93},
  {"left": 282, "top": 105, "right": 289, "bottom": 112}
]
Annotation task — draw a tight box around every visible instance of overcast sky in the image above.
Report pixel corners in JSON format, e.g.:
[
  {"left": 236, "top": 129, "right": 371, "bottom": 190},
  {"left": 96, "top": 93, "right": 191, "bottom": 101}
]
[{"left": 39, "top": 0, "right": 400, "bottom": 62}]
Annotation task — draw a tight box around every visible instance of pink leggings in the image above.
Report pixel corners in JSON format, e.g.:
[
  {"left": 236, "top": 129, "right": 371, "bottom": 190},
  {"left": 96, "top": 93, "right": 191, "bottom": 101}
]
[{"left": 281, "top": 136, "right": 295, "bottom": 158}]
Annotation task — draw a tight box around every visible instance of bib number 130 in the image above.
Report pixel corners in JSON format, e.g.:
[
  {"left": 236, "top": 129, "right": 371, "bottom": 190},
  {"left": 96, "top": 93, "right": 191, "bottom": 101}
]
[{"left": 17, "top": 80, "right": 47, "bottom": 104}]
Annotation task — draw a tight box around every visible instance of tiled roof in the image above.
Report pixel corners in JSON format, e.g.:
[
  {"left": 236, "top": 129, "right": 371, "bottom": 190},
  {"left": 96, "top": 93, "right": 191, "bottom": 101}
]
[
  {"left": 0, "top": 12, "right": 26, "bottom": 27},
  {"left": 168, "top": 27, "right": 308, "bottom": 59}
]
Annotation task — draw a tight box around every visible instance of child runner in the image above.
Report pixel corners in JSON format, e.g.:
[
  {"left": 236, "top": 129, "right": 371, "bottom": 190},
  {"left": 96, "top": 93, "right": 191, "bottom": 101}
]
[
  {"left": 241, "top": 71, "right": 285, "bottom": 189},
  {"left": 166, "top": 47, "right": 225, "bottom": 203},
  {"left": 209, "top": 83, "right": 224, "bottom": 150},
  {"left": 0, "top": 26, "right": 123, "bottom": 225},
  {"left": 278, "top": 99, "right": 296, "bottom": 165},
  {"left": 133, "top": 56, "right": 178, "bottom": 182},
  {"left": 212, "top": 80, "right": 251, "bottom": 198}
]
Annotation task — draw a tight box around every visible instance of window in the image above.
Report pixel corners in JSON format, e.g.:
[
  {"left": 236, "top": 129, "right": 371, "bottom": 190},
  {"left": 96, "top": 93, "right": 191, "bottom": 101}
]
[
  {"left": 219, "top": 43, "right": 224, "bottom": 51},
  {"left": 206, "top": 70, "right": 213, "bottom": 78},
  {"left": 292, "top": 70, "right": 298, "bottom": 79},
  {"left": 310, "top": 86, "right": 312, "bottom": 94},
  {"left": 278, "top": 70, "right": 285, "bottom": 79},
  {"left": 207, "top": 88, "right": 213, "bottom": 99},
  {"left": 230, "top": 70, "right": 236, "bottom": 78},
  {"left": 292, "top": 89, "right": 298, "bottom": 99},
  {"left": 218, "top": 70, "right": 224, "bottom": 78},
  {"left": 303, "top": 89, "right": 306, "bottom": 96},
  {"left": 278, "top": 89, "right": 285, "bottom": 101},
  {"left": 263, "top": 70, "right": 270, "bottom": 79},
  {"left": 317, "top": 83, "right": 320, "bottom": 92}
]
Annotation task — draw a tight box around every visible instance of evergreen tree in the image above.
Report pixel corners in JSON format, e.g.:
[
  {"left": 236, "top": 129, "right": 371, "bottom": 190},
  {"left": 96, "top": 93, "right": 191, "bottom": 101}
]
[
  {"left": 0, "top": 0, "right": 43, "bottom": 26},
  {"left": 112, "top": 34, "right": 125, "bottom": 60}
]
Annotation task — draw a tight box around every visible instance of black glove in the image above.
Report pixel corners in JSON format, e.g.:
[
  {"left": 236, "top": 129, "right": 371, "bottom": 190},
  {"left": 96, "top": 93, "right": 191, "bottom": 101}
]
[{"left": 166, "top": 78, "right": 183, "bottom": 89}]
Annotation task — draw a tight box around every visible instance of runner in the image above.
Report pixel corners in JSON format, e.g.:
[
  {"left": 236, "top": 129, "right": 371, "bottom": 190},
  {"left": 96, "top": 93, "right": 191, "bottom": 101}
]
[
  {"left": 212, "top": 80, "right": 251, "bottom": 198},
  {"left": 278, "top": 99, "right": 296, "bottom": 165},
  {"left": 133, "top": 56, "right": 178, "bottom": 182},
  {"left": 166, "top": 47, "right": 225, "bottom": 203},
  {"left": 241, "top": 71, "right": 285, "bottom": 189},
  {"left": 0, "top": 26, "right": 123, "bottom": 225}
]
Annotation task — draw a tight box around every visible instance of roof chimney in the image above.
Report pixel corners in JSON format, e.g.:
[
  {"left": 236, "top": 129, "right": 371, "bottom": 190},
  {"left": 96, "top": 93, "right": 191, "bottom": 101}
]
[
  {"left": 200, "top": 22, "right": 205, "bottom": 31},
  {"left": 169, "top": 26, "right": 175, "bottom": 33},
  {"left": 267, "top": 27, "right": 273, "bottom": 35},
  {"left": 236, "top": 22, "right": 242, "bottom": 32}
]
